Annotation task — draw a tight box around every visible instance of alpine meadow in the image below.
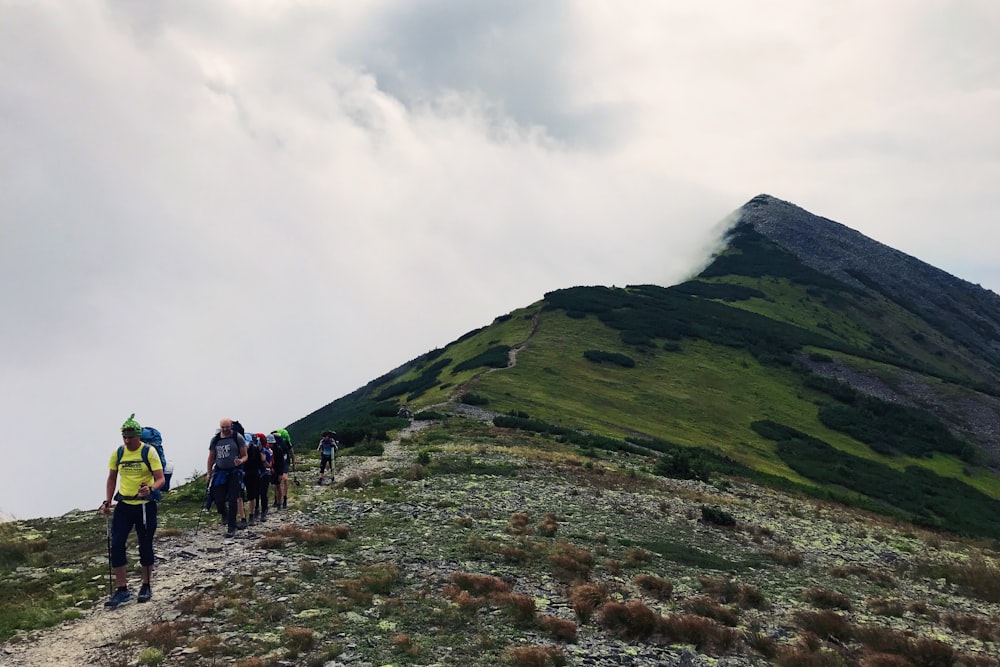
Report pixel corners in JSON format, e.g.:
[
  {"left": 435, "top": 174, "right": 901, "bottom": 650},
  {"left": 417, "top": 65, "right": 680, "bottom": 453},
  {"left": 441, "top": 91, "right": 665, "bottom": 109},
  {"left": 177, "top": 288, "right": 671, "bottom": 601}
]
[{"left": 2, "top": 195, "right": 999, "bottom": 666}]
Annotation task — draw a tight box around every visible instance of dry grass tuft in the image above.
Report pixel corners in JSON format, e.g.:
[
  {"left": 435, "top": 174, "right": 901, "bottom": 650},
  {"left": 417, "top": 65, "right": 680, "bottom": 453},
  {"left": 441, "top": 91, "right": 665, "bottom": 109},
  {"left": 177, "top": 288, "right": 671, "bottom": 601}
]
[
  {"left": 536, "top": 513, "right": 559, "bottom": 537},
  {"left": 496, "top": 592, "right": 538, "bottom": 627},
  {"left": 598, "top": 600, "right": 659, "bottom": 640},
  {"left": 683, "top": 595, "right": 740, "bottom": 626},
  {"left": 698, "top": 576, "right": 769, "bottom": 609},
  {"left": 125, "top": 620, "right": 192, "bottom": 651},
  {"left": 658, "top": 614, "right": 740, "bottom": 654},
  {"left": 792, "top": 610, "right": 853, "bottom": 642},
  {"left": 569, "top": 583, "right": 607, "bottom": 623},
  {"left": 633, "top": 573, "right": 673, "bottom": 601},
  {"left": 503, "top": 644, "right": 566, "bottom": 667},
  {"left": 283, "top": 626, "right": 314, "bottom": 652},
  {"left": 803, "top": 586, "right": 853, "bottom": 611},
  {"left": 548, "top": 541, "right": 594, "bottom": 582},
  {"left": 451, "top": 572, "right": 512, "bottom": 596},
  {"left": 507, "top": 512, "right": 533, "bottom": 536},
  {"left": 540, "top": 615, "right": 578, "bottom": 643}
]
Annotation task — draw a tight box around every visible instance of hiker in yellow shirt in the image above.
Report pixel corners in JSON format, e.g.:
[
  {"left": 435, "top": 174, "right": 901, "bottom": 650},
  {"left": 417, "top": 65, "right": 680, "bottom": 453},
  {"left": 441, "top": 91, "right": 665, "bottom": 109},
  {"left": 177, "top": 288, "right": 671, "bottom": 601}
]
[{"left": 101, "top": 414, "right": 165, "bottom": 608}]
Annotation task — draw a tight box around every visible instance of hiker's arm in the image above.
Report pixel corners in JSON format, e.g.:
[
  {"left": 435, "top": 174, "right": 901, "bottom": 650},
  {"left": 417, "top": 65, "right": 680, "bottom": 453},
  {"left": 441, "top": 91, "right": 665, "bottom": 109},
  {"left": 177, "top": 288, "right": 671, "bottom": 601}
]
[
  {"left": 237, "top": 445, "right": 248, "bottom": 465},
  {"left": 150, "top": 468, "right": 165, "bottom": 492},
  {"left": 206, "top": 450, "right": 216, "bottom": 483},
  {"left": 102, "top": 470, "right": 117, "bottom": 513}
]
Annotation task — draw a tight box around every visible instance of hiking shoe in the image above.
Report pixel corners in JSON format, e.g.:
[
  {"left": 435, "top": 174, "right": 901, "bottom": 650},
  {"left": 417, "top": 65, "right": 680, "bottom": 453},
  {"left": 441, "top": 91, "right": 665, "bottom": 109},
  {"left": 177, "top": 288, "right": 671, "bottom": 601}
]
[
  {"left": 237, "top": 519, "right": 248, "bottom": 530},
  {"left": 259, "top": 513, "right": 267, "bottom": 523},
  {"left": 137, "top": 584, "right": 152, "bottom": 603},
  {"left": 225, "top": 529, "right": 236, "bottom": 539},
  {"left": 282, "top": 500, "right": 288, "bottom": 509},
  {"left": 248, "top": 515, "right": 256, "bottom": 526},
  {"left": 104, "top": 587, "right": 132, "bottom": 608}
]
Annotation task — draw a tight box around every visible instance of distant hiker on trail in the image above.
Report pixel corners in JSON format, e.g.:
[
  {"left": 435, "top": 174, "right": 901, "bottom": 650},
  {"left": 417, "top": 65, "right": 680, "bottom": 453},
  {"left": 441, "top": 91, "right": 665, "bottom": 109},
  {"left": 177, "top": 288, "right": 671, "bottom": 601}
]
[
  {"left": 317, "top": 430, "right": 339, "bottom": 485},
  {"left": 101, "top": 413, "right": 165, "bottom": 608},
  {"left": 258, "top": 434, "right": 275, "bottom": 522},
  {"left": 243, "top": 433, "right": 264, "bottom": 525},
  {"left": 398, "top": 405, "right": 413, "bottom": 420},
  {"left": 207, "top": 417, "right": 248, "bottom": 538},
  {"left": 271, "top": 429, "right": 295, "bottom": 510}
]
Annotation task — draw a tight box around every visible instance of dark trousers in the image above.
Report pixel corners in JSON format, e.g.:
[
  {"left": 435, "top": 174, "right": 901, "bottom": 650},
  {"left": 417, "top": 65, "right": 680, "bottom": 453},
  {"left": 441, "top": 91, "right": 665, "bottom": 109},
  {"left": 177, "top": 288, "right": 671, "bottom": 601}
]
[
  {"left": 212, "top": 471, "right": 242, "bottom": 530},
  {"left": 258, "top": 474, "right": 271, "bottom": 514},
  {"left": 110, "top": 501, "right": 157, "bottom": 568}
]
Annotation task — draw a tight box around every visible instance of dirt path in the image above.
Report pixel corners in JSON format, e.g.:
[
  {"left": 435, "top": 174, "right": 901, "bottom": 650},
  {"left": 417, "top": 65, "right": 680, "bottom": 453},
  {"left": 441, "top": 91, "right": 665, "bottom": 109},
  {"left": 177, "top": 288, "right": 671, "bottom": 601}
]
[{"left": 0, "top": 423, "right": 425, "bottom": 667}]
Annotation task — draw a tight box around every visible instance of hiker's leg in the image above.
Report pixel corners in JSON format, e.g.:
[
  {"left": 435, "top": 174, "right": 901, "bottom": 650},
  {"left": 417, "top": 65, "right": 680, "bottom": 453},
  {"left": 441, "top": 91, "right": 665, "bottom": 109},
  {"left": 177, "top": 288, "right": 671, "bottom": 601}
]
[
  {"left": 109, "top": 503, "right": 132, "bottom": 569},
  {"left": 135, "top": 502, "right": 157, "bottom": 573},
  {"left": 259, "top": 478, "right": 270, "bottom": 514},
  {"left": 212, "top": 484, "right": 227, "bottom": 519},
  {"left": 110, "top": 504, "right": 136, "bottom": 587},
  {"left": 141, "top": 565, "right": 153, "bottom": 586},
  {"left": 226, "top": 475, "right": 240, "bottom": 530}
]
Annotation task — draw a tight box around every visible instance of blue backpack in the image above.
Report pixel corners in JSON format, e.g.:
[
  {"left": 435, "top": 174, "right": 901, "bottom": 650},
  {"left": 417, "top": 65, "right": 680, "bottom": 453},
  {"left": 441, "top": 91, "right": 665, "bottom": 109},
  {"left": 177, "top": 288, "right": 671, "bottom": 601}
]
[{"left": 139, "top": 426, "right": 172, "bottom": 492}]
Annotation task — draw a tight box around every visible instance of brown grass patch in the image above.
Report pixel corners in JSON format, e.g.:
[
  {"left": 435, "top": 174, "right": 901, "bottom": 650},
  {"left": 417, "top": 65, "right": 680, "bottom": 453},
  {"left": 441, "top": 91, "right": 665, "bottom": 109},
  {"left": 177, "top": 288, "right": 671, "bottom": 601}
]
[
  {"left": 659, "top": 614, "right": 740, "bottom": 654},
  {"left": 539, "top": 615, "right": 577, "bottom": 643},
  {"left": 496, "top": 592, "right": 537, "bottom": 627},
  {"left": 283, "top": 626, "right": 315, "bottom": 653},
  {"left": 698, "top": 576, "right": 768, "bottom": 609},
  {"left": 792, "top": 610, "right": 853, "bottom": 642},
  {"left": 536, "top": 513, "right": 559, "bottom": 537},
  {"left": 598, "top": 600, "right": 659, "bottom": 640},
  {"left": 451, "top": 572, "right": 511, "bottom": 596},
  {"left": 507, "top": 512, "right": 533, "bottom": 536},
  {"left": 569, "top": 583, "right": 607, "bottom": 623},
  {"left": 683, "top": 595, "right": 739, "bottom": 626},
  {"left": 633, "top": 573, "right": 673, "bottom": 601},
  {"left": 803, "top": 586, "right": 853, "bottom": 611},
  {"left": 548, "top": 541, "right": 594, "bottom": 582},
  {"left": 503, "top": 644, "right": 566, "bottom": 667}
]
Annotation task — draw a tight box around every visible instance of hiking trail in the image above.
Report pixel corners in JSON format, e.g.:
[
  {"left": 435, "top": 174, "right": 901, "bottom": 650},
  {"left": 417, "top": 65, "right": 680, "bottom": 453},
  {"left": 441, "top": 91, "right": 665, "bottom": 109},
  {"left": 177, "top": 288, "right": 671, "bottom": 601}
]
[{"left": 0, "top": 423, "right": 424, "bottom": 667}]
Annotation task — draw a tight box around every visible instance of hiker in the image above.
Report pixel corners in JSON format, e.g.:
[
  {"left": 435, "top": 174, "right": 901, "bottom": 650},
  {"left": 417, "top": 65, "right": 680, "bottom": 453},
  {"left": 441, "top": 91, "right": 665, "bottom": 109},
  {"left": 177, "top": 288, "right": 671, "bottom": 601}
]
[
  {"left": 206, "top": 417, "right": 248, "bottom": 538},
  {"left": 101, "top": 414, "right": 165, "bottom": 608},
  {"left": 317, "top": 430, "right": 338, "bottom": 485},
  {"left": 271, "top": 430, "right": 295, "bottom": 510},
  {"left": 398, "top": 405, "right": 413, "bottom": 419},
  {"left": 258, "top": 434, "right": 275, "bottom": 522},
  {"left": 243, "top": 433, "right": 264, "bottom": 525}
]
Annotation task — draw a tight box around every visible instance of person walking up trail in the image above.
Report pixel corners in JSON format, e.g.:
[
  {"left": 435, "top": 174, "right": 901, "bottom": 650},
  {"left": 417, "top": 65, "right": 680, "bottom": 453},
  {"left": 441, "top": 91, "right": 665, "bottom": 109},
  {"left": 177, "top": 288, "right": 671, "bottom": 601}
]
[
  {"left": 317, "top": 430, "right": 338, "bottom": 485},
  {"left": 101, "top": 413, "right": 165, "bottom": 608},
  {"left": 271, "top": 430, "right": 294, "bottom": 510},
  {"left": 207, "top": 418, "right": 248, "bottom": 538}
]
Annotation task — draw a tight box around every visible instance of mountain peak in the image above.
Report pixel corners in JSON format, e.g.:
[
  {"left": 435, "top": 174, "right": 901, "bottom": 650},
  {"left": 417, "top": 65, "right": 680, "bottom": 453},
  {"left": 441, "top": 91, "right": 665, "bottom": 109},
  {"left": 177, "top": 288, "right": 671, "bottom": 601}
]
[{"left": 727, "top": 195, "right": 1000, "bottom": 372}]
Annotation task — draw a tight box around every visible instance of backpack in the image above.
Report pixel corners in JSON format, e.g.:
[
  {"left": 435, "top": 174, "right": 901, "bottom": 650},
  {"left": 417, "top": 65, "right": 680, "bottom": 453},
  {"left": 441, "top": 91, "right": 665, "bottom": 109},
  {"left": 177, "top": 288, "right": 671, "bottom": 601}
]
[
  {"left": 114, "top": 445, "right": 163, "bottom": 502},
  {"left": 245, "top": 437, "right": 262, "bottom": 473},
  {"left": 139, "top": 426, "right": 173, "bottom": 492}
]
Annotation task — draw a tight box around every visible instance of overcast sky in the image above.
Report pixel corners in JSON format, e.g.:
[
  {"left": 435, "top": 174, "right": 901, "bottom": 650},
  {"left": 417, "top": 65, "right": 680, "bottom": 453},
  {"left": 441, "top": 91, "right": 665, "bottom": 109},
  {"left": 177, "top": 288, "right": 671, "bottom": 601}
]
[{"left": 2, "top": 1, "right": 998, "bottom": 520}]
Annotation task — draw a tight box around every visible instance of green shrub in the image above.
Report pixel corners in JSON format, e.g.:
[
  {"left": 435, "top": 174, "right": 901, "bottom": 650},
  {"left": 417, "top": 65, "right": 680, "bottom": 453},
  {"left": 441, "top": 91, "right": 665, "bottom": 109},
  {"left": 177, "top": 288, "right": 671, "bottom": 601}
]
[
  {"left": 701, "top": 506, "right": 736, "bottom": 527},
  {"left": 583, "top": 350, "right": 636, "bottom": 367}
]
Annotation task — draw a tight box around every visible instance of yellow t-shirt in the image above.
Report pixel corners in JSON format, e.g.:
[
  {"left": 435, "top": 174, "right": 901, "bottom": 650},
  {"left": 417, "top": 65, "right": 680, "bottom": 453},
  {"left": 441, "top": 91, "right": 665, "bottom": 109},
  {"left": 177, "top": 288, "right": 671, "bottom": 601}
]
[{"left": 109, "top": 445, "right": 163, "bottom": 504}]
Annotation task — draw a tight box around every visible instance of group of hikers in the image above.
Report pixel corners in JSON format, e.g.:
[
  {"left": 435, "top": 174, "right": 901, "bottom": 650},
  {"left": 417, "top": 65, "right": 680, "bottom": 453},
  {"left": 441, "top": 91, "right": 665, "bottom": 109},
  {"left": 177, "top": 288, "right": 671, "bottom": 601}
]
[{"left": 100, "top": 413, "right": 340, "bottom": 609}]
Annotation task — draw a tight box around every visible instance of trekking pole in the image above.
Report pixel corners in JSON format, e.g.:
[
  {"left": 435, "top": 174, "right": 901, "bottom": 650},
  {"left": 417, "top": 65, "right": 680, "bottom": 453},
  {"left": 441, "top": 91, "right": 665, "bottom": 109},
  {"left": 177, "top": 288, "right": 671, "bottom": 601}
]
[{"left": 104, "top": 510, "right": 113, "bottom": 596}]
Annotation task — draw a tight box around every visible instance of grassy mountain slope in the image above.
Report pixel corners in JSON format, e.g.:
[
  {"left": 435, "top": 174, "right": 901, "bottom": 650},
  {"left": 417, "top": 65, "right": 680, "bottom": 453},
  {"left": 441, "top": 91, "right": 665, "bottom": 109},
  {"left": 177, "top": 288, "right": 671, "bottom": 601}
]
[{"left": 292, "top": 197, "right": 1000, "bottom": 541}]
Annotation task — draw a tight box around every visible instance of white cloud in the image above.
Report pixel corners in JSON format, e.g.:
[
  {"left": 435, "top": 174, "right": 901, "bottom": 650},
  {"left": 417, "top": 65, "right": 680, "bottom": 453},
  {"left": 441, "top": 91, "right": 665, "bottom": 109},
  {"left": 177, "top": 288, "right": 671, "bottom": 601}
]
[{"left": 1, "top": 0, "right": 997, "bottom": 519}]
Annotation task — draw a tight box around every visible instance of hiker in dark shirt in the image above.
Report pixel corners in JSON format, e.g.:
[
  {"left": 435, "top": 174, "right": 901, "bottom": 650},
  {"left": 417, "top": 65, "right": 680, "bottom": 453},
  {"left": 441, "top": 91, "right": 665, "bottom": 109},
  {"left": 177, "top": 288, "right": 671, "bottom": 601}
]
[
  {"left": 206, "top": 417, "right": 248, "bottom": 538},
  {"left": 101, "top": 414, "right": 165, "bottom": 608},
  {"left": 243, "top": 433, "right": 265, "bottom": 525},
  {"left": 271, "top": 430, "right": 295, "bottom": 510},
  {"left": 317, "top": 430, "right": 338, "bottom": 485}
]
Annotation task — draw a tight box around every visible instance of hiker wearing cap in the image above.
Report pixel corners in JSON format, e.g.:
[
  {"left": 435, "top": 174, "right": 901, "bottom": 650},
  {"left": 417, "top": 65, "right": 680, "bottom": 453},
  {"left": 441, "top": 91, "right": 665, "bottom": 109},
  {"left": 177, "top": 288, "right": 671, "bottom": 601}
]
[
  {"left": 243, "top": 433, "right": 265, "bottom": 525},
  {"left": 207, "top": 417, "right": 249, "bottom": 538},
  {"left": 101, "top": 413, "right": 165, "bottom": 608},
  {"left": 271, "top": 430, "right": 295, "bottom": 510},
  {"left": 258, "top": 434, "right": 275, "bottom": 522},
  {"left": 317, "top": 430, "right": 339, "bottom": 485}
]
